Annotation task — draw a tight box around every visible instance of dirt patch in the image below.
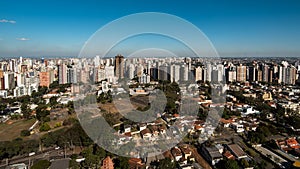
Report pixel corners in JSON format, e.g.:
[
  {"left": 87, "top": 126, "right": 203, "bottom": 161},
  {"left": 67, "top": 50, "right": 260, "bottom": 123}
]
[{"left": 0, "top": 119, "right": 36, "bottom": 141}]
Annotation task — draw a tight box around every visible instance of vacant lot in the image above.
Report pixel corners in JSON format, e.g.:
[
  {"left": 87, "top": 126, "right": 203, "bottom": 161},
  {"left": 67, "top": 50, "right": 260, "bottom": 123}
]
[
  {"left": 0, "top": 119, "right": 36, "bottom": 141},
  {"left": 99, "top": 96, "right": 150, "bottom": 113}
]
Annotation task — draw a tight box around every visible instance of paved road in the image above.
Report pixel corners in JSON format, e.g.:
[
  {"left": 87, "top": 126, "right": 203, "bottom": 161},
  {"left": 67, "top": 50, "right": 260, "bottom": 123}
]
[
  {"left": 253, "top": 145, "right": 289, "bottom": 168},
  {"left": 190, "top": 146, "right": 212, "bottom": 169},
  {"left": 217, "top": 127, "right": 275, "bottom": 169},
  {"left": 0, "top": 148, "right": 70, "bottom": 168}
]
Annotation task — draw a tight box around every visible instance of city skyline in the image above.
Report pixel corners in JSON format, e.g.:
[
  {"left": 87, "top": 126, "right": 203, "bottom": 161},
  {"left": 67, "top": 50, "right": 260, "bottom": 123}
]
[{"left": 1, "top": 0, "right": 300, "bottom": 57}]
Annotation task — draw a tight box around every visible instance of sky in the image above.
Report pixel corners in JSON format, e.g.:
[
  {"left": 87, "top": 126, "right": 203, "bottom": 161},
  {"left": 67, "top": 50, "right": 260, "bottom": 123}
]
[{"left": 0, "top": 0, "right": 300, "bottom": 57}]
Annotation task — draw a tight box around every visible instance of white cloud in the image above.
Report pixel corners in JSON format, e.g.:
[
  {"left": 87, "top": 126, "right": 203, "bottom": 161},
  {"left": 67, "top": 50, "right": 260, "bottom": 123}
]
[
  {"left": 16, "top": 37, "right": 30, "bottom": 41},
  {"left": 0, "top": 19, "right": 16, "bottom": 24}
]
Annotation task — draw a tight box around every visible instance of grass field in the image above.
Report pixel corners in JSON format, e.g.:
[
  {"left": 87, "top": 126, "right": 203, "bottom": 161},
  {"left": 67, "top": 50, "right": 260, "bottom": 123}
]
[{"left": 0, "top": 119, "right": 36, "bottom": 141}]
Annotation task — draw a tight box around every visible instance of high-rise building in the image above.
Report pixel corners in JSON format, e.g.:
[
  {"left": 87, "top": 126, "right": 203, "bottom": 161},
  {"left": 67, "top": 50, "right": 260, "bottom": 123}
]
[
  {"left": 114, "top": 54, "right": 125, "bottom": 79},
  {"left": 159, "top": 64, "right": 169, "bottom": 81},
  {"left": 205, "top": 63, "right": 212, "bottom": 82},
  {"left": 128, "top": 64, "right": 135, "bottom": 80},
  {"left": 105, "top": 66, "right": 115, "bottom": 83},
  {"left": 286, "top": 66, "right": 297, "bottom": 85},
  {"left": 217, "top": 64, "right": 224, "bottom": 82},
  {"left": 278, "top": 65, "right": 287, "bottom": 84},
  {"left": 4, "top": 72, "right": 15, "bottom": 90},
  {"left": 268, "top": 67, "right": 274, "bottom": 83},
  {"left": 139, "top": 74, "right": 150, "bottom": 84},
  {"left": 248, "top": 66, "right": 257, "bottom": 82},
  {"left": 170, "top": 64, "right": 180, "bottom": 82},
  {"left": 94, "top": 55, "right": 100, "bottom": 67},
  {"left": 78, "top": 69, "right": 88, "bottom": 83},
  {"left": 226, "top": 66, "right": 237, "bottom": 83},
  {"left": 0, "top": 70, "right": 4, "bottom": 90},
  {"left": 9, "top": 59, "right": 16, "bottom": 72},
  {"left": 136, "top": 65, "right": 144, "bottom": 77},
  {"left": 181, "top": 64, "right": 189, "bottom": 81},
  {"left": 146, "top": 61, "right": 151, "bottom": 75},
  {"left": 262, "top": 64, "right": 269, "bottom": 83},
  {"left": 39, "top": 72, "right": 51, "bottom": 87},
  {"left": 97, "top": 66, "right": 106, "bottom": 82},
  {"left": 150, "top": 67, "right": 158, "bottom": 80},
  {"left": 257, "top": 69, "right": 263, "bottom": 82},
  {"left": 67, "top": 67, "right": 77, "bottom": 84},
  {"left": 236, "top": 64, "right": 247, "bottom": 82},
  {"left": 58, "top": 63, "right": 67, "bottom": 84},
  {"left": 195, "top": 66, "right": 203, "bottom": 82}
]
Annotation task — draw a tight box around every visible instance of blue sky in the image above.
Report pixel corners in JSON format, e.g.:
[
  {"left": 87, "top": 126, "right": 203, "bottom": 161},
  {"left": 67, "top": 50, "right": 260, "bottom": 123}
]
[{"left": 0, "top": 0, "right": 300, "bottom": 57}]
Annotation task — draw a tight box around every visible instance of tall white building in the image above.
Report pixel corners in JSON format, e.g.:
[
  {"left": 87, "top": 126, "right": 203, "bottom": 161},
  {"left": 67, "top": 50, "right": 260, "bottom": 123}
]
[
  {"left": 4, "top": 72, "right": 15, "bottom": 90},
  {"left": 195, "top": 66, "right": 203, "bottom": 82},
  {"left": 217, "top": 64, "right": 224, "bottom": 82},
  {"left": 105, "top": 66, "right": 115, "bottom": 83},
  {"left": 278, "top": 65, "right": 287, "bottom": 84},
  {"left": 181, "top": 64, "right": 189, "bottom": 81},
  {"left": 170, "top": 64, "right": 180, "bottom": 83},
  {"left": 58, "top": 63, "right": 68, "bottom": 84},
  {"left": 206, "top": 63, "right": 212, "bottom": 82},
  {"left": 128, "top": 64, "right": 135, "bottom": 80},
  {"left": 97, "top": 67, "right": 106, "bottom": 82},
  {"left": 136, "top": 65, "right": 144, "bottom": 77},
  {"left": 139, "top": 74, "right": 150, "bottom": 84},
  {"left": 16, "top": 73, "right": 25, "bottom": 87}
]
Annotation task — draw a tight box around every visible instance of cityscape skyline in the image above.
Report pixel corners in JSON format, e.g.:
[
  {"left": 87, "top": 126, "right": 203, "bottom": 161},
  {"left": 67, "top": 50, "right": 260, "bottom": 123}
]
[
  {"left": 1, "top": 0, "right": 300, "bottom": 57},
  {"left": 1, "top": 1, "right": 300, "bottom": 168}
]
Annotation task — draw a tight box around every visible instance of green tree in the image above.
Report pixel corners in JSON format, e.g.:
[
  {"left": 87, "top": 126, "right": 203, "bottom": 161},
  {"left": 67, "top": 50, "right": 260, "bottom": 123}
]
[
  {"left": 31, "top": 160, "right": 51, "bottom": 169},
  {"left": 81, "top": 146, "right": 101, "bottom": 168},
  {"left": 93, "top": 144, "right": 106, "bottom": 159},
  {"left": 20, "top": 130, "right": 30, "bottom": 137},
  {"left": 216, "top": 159, "right": 239, "bottom": 169},
  {"left": 36, "top": 106, "right": 50, "bottom": 121},
  {"left": 21, "top": 103, "right": 31, "bottom": 119},
  {"left": 49, "top": 81, "right": 59, "bottom": 89},
  {"left": 39, "top": 123, "right": 51, "bottom": 132},
  {"left": 240, "top": 158, "right": 249, "bottom": 168},
  {"left": 114, "top": 156, "right": 129, "bottom": 169},
  {"left": 49, "top": 96, "right": 58, "bottom": 107},
  {"left": 158, "top": 158, "right": 176, "bottom": 169}
]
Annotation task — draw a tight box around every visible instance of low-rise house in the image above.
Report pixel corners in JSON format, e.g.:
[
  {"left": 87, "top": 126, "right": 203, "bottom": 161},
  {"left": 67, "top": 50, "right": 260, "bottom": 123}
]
[
  {"left": 179, "top": 145, "right": 193, "bottom": 161},
  {"left": 220, "top": 118, "right": 234, "bottom": 128},
  {"left": 262, "top": 92, "right": 273, "bottom": 101},
  {"left": 145, "top": 153, "right": 164, "bottom": 166},
  {"left": 178, "top": 164, "right": 193, "bottom": 169},
  {"left": 240, "top": 106, "right": 260, "bottom": 117},
  {"left": 124, "top": 125, "right": 131, "bottom": 133},
  {"left": 200, "top": 144, "right": 223, "bottom": 166},
  {"left": 171, "top": 147, "right": 183, "bottom": 161},
  {"left": 243, "top": 122, "right": 258, "bottom": 131},
  {"left": 159, "top": 125, "right": 167, "bottom": 134},
  {"left": 215, "top": 144, "right": 224, "bottom": 154},
  {"left": 286, "top": 137, "right": 300, "bottom": 149},
  {"left": 231, "top": 123, "right": 244, "bottom": 133},
  {"left": 226, "top": 144, "right": 248, "bottom": 160},
  {"left": 138, "top": 123, "right": 147, "bottom": 131},
  {"left": 101, "top": 156, "right": 114, "bottom": 169},
  {"left": 128, "top": 158, "right": 145, "bottom": 169},
  {"left": 149, "top": 125, "right": 159, "bottom": 137},
  {"left": 163, "top": 150, "right": 175, "bottom": 162},
  {"left": 223, "top": 151, "right": 235, "bottom": 160},
  {"left": 140, "top": 128, "right": 152, "bottom": 139}
]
